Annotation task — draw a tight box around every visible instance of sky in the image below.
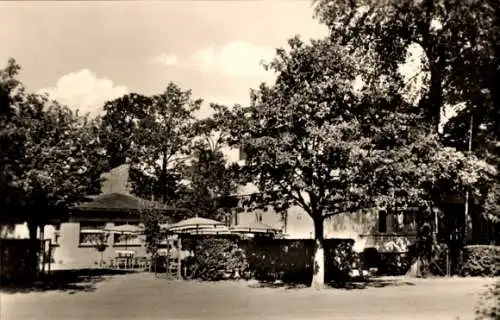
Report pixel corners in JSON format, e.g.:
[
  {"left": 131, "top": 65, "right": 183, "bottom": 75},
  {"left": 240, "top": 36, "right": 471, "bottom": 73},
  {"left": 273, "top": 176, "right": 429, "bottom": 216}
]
[
  {"left": 1, "top": 1, "right": 457, "bottom": 127},
  {"left": 0, "top": 1, "right": 329, "bottom": 119},
  {"left": 0, "top": 1, "right": 455, "bottom": 237}
]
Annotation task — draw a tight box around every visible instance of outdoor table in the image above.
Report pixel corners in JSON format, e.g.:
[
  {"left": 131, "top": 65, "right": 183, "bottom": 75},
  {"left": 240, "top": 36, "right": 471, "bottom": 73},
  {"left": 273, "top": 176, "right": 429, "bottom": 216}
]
[{"left": 115, "top": 250, "right": 136, "bottom": 269}]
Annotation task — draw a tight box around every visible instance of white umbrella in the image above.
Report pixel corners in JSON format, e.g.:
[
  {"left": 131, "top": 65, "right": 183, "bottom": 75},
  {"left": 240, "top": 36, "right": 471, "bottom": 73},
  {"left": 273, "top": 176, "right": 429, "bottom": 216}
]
[
  {"left": 167, "top": 217, "right": 227, "bottom": 234},
  {"left": 104, "top": 224, "right": 143, "bottom": 249},
  {"left": 230, "top": 222, "right": 281, "bottom": 235},
  {"left": 187, "top": 228, "right": 232, "bottom": 235}
]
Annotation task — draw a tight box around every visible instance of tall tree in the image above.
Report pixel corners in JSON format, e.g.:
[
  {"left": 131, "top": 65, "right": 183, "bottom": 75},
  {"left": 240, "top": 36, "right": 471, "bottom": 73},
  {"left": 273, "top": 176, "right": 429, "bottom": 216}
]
[
  {"left": 0, "top": 59, "right": 107, "bottom": 277},
  {"left": 439, "top": 1, "right": 500, "bottom": 222},
  {"left": 219, "top": 36, "right": 495, "bottom": 288},
  {"left": 313, "top": 0, "right": 500, "bottom": 135},
  {"left": 0, "top": 59, "right": 26, "bottom": 215},
  {"left": 182, "top": 110, "right": 240, "bottom": 221},
  {"left": 101, "top": 93, "right": 154, "bottom": 168},
  {"left": 100, "top": 83, "right": 202, "bottom": 204}
]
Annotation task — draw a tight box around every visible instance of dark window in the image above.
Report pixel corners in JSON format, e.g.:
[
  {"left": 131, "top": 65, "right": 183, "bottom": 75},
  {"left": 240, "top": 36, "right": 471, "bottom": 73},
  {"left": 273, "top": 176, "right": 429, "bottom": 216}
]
[
  {"left": 392, "top": 211, "right": 417, "bottom": 233},
  {"left": 378, "top": 210, "right": 387, "bottom": 233}
]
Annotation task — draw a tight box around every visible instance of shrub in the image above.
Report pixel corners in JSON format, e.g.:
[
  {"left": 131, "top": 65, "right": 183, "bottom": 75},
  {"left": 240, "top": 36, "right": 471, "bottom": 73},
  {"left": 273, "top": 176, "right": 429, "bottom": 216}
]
[
  {"left": 362, "top": 248, "right": 381, "bottom": 270},
  {"left": 243, "top": 238, "right": 356, "bottom": 285},
  {"left": 181, "top": 237, "right": 357, "bottom": 284},
  {"left": 460, "top": 245, "right": 500, "bottom": 277},
  {"left": 377, "top": 253, "right": 412, "bottom": 276},
  {"left": 183, "top": 237, "right": 248, "bottom": 281},
  {"left": 325, "top": 239, "right": 356, "bottom": 284}
]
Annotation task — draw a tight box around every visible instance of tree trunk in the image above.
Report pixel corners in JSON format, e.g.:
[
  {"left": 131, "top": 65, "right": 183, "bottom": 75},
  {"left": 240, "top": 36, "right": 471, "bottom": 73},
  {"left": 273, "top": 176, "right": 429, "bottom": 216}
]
[
  {"left": 27, "top": 221, "right": 39, "bottom": 282},
  {"left": 429, "top": 64, "right": 443, "bottom": 133},
  {"left": 40, "top": 225, "right": 45, "bottom": 275},
  {"left": 311, "top": 218, "right": 325, "bottom": 290}
]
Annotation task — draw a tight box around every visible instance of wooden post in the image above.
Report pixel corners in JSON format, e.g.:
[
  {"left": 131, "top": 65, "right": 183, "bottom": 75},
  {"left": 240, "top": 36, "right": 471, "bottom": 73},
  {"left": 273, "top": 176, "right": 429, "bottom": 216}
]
[
  {"left": 446, "top": 234, "right": 451, "bottom": 277},
  {"left": 166, "top": 234, "right": 171, "bottom": 278},
  {"left": 434, "top": 208, "right": 439, "bottom": 235},
  {"left": 177, "top": 236, "right": 182, "bottom": 280}
]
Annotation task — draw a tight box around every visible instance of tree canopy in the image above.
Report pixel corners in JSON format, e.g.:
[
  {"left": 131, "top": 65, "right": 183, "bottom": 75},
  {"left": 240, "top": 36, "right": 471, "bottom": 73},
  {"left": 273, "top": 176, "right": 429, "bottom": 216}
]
[
  {"left": 181, "top": 109, "right": 241, "bottom": 221},
  {"left": 313, "top": 0, "right": 500, "bottom": 135},
  {"left": 0, "top": 59, "right": 107, "bottom": 232},
  {"left": 217, "top": 32, "right": 495, "bottom": 287},
  {"left": 100, "top": 83, "right": 202, "bottom": 204}
]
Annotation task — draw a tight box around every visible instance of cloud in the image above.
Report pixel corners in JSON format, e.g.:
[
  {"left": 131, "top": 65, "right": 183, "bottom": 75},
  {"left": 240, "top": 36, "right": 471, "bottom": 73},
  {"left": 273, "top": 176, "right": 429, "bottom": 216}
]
[
  {"left": 153, "top": 41, "right": 276, "bottom": 79},
  {"left": 192, "top": 41, "right": 275, "bottom": 78},
  {"left": 150, "top": 53, "right": 179, "bottom": 66},
  {"left": 39, "top": 69, "right": 128, "bottom": 117}
]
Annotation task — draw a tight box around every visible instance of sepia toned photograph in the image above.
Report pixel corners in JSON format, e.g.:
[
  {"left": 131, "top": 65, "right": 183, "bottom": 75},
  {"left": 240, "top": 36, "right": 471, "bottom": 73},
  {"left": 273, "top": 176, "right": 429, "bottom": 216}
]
[{"left": 0, "top": 1, "right": 498, "bottom": 319}]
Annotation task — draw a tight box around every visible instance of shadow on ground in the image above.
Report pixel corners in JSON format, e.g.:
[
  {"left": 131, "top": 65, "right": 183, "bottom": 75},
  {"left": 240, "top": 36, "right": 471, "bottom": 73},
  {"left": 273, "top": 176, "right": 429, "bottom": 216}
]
[
  {"left": 334, "top": 278, "right": 416, "bottom": 290},
  {"left": 0, "top": 269, "right": 136, "bottom": 294},
  {"left": 248, "top": 277, "right": 416, "bottom": 290}
]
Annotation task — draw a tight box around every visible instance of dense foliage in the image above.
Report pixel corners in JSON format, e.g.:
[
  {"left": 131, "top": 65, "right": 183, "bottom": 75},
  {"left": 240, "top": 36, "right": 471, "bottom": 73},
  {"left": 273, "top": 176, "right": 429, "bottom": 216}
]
[
  {"left": 183, "top": 237, "right": 248, "bottom": 281},
  {"left": 182, "top": 238, "right": 357, "bottom": 284},
  {"left": 313, "top": 0, "right": 500, "bottom": 222},
  {"left": 180, "top": 112, "right": 241, "bottom": 221},
  {"left": 0, "top": 239, "right": 40, "bottom": 284},
  {"left": 100, "top": 84, "right": 202, "bottom": 204},
  {"left": 217, "top": 33, "right": 494, "bottom": 287},
  {"left": 460, "top": 245, "right": 500, "bottom": 277},
  {"left": 0, "top": 59, "right": 106, "bottom": 233}
]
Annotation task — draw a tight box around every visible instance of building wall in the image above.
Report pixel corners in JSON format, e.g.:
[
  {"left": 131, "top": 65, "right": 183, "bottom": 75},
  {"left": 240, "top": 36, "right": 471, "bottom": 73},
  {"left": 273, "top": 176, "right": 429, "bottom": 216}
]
[
  {"left": 50, "top": 221, "right": 149, "bottom": 269},
  {"left": 1, "top": 221, "right": 150, "bottom": 269},
  {"left": 236, "top": 206, "right": 416, "bottom": 253}
]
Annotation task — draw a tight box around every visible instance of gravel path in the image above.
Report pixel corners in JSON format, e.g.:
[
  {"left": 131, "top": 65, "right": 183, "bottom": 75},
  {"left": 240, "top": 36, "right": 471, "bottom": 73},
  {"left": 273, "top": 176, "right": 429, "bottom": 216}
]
[{"left": 1, "top": 273, "right": 495, "bottom": 320}]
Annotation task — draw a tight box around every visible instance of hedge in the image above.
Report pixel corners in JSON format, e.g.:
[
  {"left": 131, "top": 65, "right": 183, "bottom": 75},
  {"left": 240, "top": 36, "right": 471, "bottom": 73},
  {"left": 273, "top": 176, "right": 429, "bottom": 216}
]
[
  {"left": 181, "top": 237, "right": 356, "bottom": 284},
  {"left": 460, "top": 245, "right": 500, "bottom": 277},
  {"left": 0, "top": 239, "right": 40, "bottom": 285}
]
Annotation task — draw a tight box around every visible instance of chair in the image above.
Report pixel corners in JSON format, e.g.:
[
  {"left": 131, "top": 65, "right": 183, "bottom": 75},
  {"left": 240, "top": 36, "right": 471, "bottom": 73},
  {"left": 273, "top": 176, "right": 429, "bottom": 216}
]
[
  {"left": 135, "top": 257, "right": 149, "bottom": 271},
  {"left": 167, "top": 257, "right": 180, "bottom": 279}
]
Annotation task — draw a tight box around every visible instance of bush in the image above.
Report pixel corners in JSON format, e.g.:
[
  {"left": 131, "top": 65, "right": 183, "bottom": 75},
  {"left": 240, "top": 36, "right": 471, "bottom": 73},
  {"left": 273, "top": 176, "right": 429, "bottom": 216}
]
[
  {"left": 325, "top": 240, "right": 356, "bottom": 284},
  {"left": 377, "top": 252, "right": 411, "bottom": 276},
  {"left": 243, "top": 238, "right": 356, "bottom": 285},
  {"left": 183, "top": 237, "right": 248, "bottom": 281},
  {"left": 460, "top": 245, "right": 500, "bottom": 277},
  {"left": 181, "top": 237, "right": 356, "bottom": 284}
]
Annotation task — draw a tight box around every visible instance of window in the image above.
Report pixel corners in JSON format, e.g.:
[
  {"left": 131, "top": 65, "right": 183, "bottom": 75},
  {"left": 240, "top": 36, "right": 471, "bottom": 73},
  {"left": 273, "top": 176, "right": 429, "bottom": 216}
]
[
  {"left": 111, "top": 222, "right": 142, "bottom": 247},
  {"left": 112, "top": 233, "right": 141, "bottom": 246},
  {"left": 391, "top": 211, "right": 417, "bottom": 233},
  {"left": 79, "top": 221, "right": 107, "bottom": 246}
]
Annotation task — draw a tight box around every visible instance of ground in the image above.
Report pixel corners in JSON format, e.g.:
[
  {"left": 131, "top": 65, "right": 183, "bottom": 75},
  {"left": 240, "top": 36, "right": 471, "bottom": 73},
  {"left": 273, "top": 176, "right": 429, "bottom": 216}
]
[{"left": 0, "top": 271, "right": 495, "bottom": 320}]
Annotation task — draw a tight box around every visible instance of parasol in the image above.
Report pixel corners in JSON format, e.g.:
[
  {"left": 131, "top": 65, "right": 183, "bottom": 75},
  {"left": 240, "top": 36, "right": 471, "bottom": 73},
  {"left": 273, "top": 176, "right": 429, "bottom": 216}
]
[
  {"left": 105, "top": 224, "right": 144, "bottom": 250},
  {"left": 230, "top": 221, "right": 281, "bottom": 235},
  {"left": 166, "top": 217, "right": 228, "bottom": 234}
]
